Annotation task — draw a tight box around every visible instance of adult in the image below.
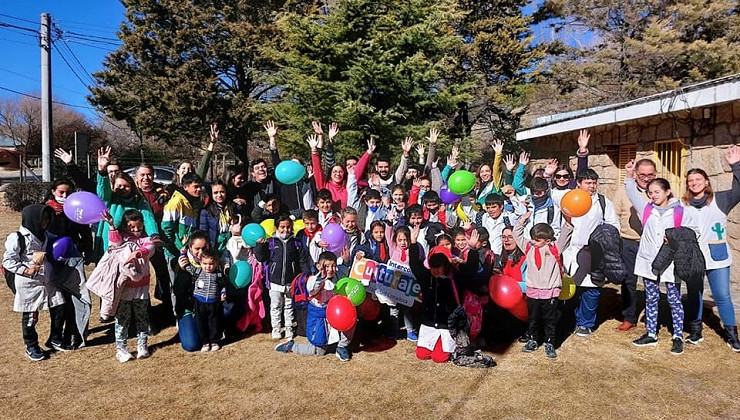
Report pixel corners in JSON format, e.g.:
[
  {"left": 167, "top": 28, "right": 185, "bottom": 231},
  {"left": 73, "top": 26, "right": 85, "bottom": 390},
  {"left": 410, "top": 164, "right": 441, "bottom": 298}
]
[
  {"left": 496, "top": 226, "right": 526, "bottom": 282},
  {"left": 53, "top": 148, "right": 97, "bottom": 193},
  {"left": 682, "top": 145, "right": 740, "bottom": 351},
  {"left": 472, "top": 139, "right": 504, "bottom": 205},
  {"left": 544, "top": 130, "right": 591, "bottom": 191},
  {"left": 264, "top": 120, "right": 314, "bottom": 218},
  {"left": 200, "top": 180, "right": 236, "bottom": 254},
  {"left": 310, "top": 133, "right": 375, "bottom": 209},
  {"left": 611, "top": 158, "right": 656, "bottom": 331},
  {"left": 223, "top": 163, "right": 251, "bottom": 222},
  {"left": 552, "top": 169, "right": 619, "bottom": 337}
]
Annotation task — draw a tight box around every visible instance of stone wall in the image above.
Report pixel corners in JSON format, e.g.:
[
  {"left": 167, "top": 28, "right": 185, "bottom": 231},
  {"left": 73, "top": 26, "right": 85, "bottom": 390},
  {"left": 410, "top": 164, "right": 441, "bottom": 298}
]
[{"left": 525, "top": 100, "right": 740, "bottom": 316}]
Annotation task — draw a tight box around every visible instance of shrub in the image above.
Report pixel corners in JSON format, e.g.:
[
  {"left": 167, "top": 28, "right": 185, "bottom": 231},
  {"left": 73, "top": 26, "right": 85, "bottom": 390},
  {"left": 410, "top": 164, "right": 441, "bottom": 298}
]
[{"left": 3, "top": 182, "right": 51, "bottom": 212}]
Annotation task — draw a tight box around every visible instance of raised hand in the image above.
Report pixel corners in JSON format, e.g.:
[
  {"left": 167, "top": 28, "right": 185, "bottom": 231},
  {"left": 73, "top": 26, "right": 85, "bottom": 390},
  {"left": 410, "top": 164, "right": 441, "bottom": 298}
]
[
  {"left": 625, "top": 159, "right": 636, "bottom": 178},
  {"left": 519, "top": 151, "right": 530, "bottom": 166},
  {"left": 725, "top": 145, "right": 740, "bottom": 165},
  {"left": 467, "top": 228, "right": 480, "bottom": 249},
  {"left": 504, "top": 154, "right": 516, "bottom": 172},
  {"left": 306, "top": 134, "right": 320, "bottom": 152},
  {"left": 54, "top": 148, "right": 73, "bottom": 165},
  {"left": 447, "top": 145, "right": 460, "bottom": 167},
  {"left": 460, "top": 219, "right": 472, "bottom": 231},
  {"left": 426, "top": 127, "right": 439, "bottom": 145},
  {"left": 328, "top": 122, "right": 339, "bottom": 142},
  {"left": 311, "top": 120, "right": 323, "bottom": 136},
  {"left": 519, "top": 211, "right": 533, "bottom": 226},
  {"left": 101, "top": 210, "right": 114, "bottom": 227},
  {"left": 367, "top": 136, "right": 376, "bottom": 154},
  {"left": 577, "top": 129, "right": 590, "bottom": 153},
  {"left": 416, "top": 143, "right": 426, "bottom": 159},
  {"left": 97, "top": 146, "right": 111, "bottom": 172},
  {"left": 263, "top": 120, "right": 277, "bottom": 139},
  {"left": 492, "top": 138, "right": 504, "bottom": 154},
  {"left": 544, "top": 158, "right": 558, "bottom": 177},
  {"left": 210, "top": 123, "right": 219, "bottom": 143},
  {"left": 410, "top": 224, "right": 420, "bottom": 243},
  {"left": 401, "top": 136, "right": 413, "bottom": 156}
]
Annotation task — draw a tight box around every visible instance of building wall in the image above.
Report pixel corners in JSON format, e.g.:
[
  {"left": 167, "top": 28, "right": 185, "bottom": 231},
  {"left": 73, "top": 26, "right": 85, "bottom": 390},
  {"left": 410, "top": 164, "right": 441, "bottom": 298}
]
[{"left": 525, "top": 100, "right": 740, "bottom": 314}]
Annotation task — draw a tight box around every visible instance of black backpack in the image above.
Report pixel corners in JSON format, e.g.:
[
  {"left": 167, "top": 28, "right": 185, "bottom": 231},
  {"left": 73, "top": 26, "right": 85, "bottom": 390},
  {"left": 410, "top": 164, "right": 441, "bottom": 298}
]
[{"left": 2, "top": 232, "right": 26, "bottom": 294}]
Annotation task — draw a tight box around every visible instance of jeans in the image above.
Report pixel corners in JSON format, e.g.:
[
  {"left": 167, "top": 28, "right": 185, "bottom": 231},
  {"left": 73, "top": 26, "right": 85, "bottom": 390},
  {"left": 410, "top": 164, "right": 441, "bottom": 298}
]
[
  {"left": 701, "top": 267, "right": 737, "bottom": 327},
  {"left": 194, "top": 300, "right": 223, "bottom": 344},
  {"left": 620, "top": 239, "right": 639, "bottom": 323},
  {"left": 575, "top": 287, "right": 601, "bottom": 329}
]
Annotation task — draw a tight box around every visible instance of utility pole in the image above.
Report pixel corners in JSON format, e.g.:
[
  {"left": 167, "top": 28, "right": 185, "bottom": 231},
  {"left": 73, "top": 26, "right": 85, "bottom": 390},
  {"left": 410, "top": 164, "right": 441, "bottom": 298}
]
[{"left": 40, "top": 13, "right": 52, "bottom": 182}]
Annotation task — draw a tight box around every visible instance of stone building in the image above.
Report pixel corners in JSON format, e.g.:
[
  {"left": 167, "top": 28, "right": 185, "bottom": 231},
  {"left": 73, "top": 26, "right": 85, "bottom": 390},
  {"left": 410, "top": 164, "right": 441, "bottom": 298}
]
[{"left": 516, "top": 74, "right": 740, "bottom": 312}]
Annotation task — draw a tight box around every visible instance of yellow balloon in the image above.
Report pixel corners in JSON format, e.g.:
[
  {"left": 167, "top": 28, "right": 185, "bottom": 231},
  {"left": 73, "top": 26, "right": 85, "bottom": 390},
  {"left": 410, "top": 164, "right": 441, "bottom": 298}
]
[
  {"left": 456, "top": 203, "right": 469, "bottom": 222},
  {"left": 260, "top": 219, "right": 276, "bottom": 238},
  {"left": 559, "top": 275, "right": 576, "bottom": 300},
  {"left": 293, "top": 219, "right": 305, "bottom": 235}
]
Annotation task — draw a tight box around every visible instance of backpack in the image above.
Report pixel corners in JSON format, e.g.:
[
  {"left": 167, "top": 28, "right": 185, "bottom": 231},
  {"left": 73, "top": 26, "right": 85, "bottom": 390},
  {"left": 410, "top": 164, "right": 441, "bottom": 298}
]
[
  {"left": 2, "top": 232, "right": 26, "bottom": 294},
  {"left": 641, "top": 203, "right": 684, "bottom": 228},
  {"left": 290, "top": 272, "right": 311, "bottom": 310}
]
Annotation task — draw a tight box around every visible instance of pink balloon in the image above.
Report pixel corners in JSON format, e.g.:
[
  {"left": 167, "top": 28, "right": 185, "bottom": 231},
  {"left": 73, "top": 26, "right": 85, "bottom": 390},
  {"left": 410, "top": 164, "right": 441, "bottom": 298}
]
[{"left": 63, "top": 191, "right": 107, "bottom": 225}]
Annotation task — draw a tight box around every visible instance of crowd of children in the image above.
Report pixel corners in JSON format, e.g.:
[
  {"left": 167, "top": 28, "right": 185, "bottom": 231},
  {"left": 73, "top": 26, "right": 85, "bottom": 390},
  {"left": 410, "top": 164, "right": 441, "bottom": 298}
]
[{"left": 3, "top": 121, "right": 740, "bottom": 365}]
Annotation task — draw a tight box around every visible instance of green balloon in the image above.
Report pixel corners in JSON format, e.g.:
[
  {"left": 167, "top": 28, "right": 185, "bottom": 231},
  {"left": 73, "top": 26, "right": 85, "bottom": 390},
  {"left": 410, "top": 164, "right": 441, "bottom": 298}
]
[
  {"left": 335, "top": 277, "right": 366, "bottom": 306},
  {"left": 229, "top": 260, "right": 253, "bottom": 289},
  {"left": 448, "top": 170, "right": 476, "bottom": 195}
]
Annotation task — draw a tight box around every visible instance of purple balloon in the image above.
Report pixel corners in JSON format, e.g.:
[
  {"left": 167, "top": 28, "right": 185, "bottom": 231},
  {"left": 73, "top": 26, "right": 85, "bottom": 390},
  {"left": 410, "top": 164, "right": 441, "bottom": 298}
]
[
  {"left": 440, "top": 183, "right": 461, "bottom": 204},
  {"left": 322, "top": 222, "right": 346, "bottom": 244},
  {"left": 52, "top": 236, "right": 74, "bottom": 262},
  {"left": 63, "top": 191, "right": 107, "bottom": 225},
  {"left": 327, "top": 236, "right": 347, "bottom": 254}
]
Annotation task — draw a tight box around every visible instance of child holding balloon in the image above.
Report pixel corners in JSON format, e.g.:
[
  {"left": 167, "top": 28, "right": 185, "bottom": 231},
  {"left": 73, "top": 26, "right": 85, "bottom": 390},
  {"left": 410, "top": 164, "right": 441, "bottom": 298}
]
[
  {"left": 179, "top": 249, "right": 226, "bottom": 352},
  {"left": 275, "top": 251, "right": 355, "bottom": 362}
]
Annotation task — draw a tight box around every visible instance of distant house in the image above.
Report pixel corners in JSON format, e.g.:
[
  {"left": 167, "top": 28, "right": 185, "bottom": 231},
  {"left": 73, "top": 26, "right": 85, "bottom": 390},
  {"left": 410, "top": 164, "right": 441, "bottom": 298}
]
[
  {"left": 0, "top": 135, "right": 21, "bottom": 169},
  {"left": 516, "top": 73, "right": 740, "bottom": 288},
  {"left": 0, "top": 135, "right": 18, "bottom": 149}
]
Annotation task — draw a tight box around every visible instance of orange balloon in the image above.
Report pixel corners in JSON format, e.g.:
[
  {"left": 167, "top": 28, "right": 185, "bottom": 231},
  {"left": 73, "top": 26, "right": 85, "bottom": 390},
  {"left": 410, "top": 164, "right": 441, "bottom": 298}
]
[{"left": 561, "top": 189, "right": 592, "bottom": 218}]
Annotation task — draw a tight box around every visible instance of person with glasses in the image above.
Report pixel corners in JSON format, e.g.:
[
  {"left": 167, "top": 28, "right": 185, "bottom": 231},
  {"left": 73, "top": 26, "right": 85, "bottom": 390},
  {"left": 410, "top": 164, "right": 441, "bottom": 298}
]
[
  {"left": 543, "top": 129, "right": 591, "bottom": 192},
  {"left": 611, "top": 158, "right": 657, "bottom": 332}
]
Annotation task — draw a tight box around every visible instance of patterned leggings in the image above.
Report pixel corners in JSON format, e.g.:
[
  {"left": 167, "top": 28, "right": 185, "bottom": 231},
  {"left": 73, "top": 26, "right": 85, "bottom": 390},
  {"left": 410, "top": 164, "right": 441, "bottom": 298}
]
[
  {"left": 115, "top": 299, "right": 150, "bottom": 348},
  {"left": 644, "top": 279, "right": 683, "bottom": 338}
]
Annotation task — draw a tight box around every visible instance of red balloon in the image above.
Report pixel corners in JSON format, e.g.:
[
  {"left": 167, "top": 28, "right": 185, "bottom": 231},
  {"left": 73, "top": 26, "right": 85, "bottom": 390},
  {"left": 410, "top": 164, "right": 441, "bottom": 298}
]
[
  {"left": 357, "top": 297, "right": 381, "bottom": 321},
  {"left": 326, "top": 295, "right": 357, "bottom": 331},
  {"left": 561, "top": 189, "right": 592, "bottom": 218},
  {"left": 509, "top": 297, "right": 529, "bottom": 321},
  {"left": 489, "top": 274, "right": 524, "bottom": 310}
]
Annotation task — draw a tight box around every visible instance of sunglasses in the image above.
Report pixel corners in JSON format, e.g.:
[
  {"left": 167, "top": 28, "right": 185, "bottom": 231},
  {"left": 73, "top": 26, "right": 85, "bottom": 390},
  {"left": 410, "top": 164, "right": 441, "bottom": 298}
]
[{"left": 554, "top": 173, "right": 570, "bottom": 179}]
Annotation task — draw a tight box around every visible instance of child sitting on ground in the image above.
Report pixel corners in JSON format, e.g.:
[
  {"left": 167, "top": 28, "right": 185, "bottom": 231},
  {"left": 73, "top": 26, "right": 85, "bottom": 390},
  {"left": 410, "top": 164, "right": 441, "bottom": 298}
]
[
  {"left": 179, "top": 248, "right": 226, "bottom": 352},
  {"left": 275, "top": 251, "right": 354, "bottom": 362}
]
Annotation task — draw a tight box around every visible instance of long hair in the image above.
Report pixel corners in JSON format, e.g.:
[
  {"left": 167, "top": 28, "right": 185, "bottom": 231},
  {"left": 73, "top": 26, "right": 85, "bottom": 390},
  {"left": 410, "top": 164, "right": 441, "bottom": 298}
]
[
  {"left": 499, "top": 226, "right": 524, "bottom": 267},
  {"left": 683, "top": 168, "right": 714, "bottom": 205},
  {"left": 113, "top": 172, "right": 143, "bottom": 200},
  {"left": 206, "top": 180, "right": 236, "bottom": 219}
]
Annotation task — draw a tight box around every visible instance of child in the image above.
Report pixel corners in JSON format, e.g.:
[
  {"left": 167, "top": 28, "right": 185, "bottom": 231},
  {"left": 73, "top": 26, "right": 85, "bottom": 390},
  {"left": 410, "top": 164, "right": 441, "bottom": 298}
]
[
  {"left": 179, "top": 249, "right": 226, "bottom": 352},
  {"left": 255, "top": 215, "right": 313, "bottom": 340},
  {"left": 295, "top": 209, "right": 322, "bottom": 252},
  {"left": 357, "top": 189, "right": 387, "bottom": 233},
  {"left": 385, "top": 184, "right": 407, "bottom": 225},
  {"left": 251, "top": 193, "right": 288, "bottom": 223},
  {"left": 513, "top": 212, "right": 573, "bottom": 359},
  {"left": 102, "top": 209, "right": 156, "bottom": 362},
  {"left": 315, "top": 189, "right": 337, "bottom": 227},
  {"left": 3, "top": 204, "right": 64, "bottom": 361},
  {"left": 475, "top": 193, "right": 522, "bottom": 255},
  {"left": 354, "top": 220, "right": 391, "bottom": 264},
  {"left": 171, "top": 231, "right": 210, "bottom": 318},
  {"left": 275, "top": 251, "right": 354, "bottom": 362}
]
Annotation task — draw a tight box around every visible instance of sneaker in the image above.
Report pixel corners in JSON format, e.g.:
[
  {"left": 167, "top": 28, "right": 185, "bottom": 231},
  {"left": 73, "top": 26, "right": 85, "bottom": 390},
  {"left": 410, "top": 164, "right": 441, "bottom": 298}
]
[
  {"left": 45, "top": 340, "right": 73, "bottom": 352},
  {"left": 574, "top": 326, "right": 592, "bottom": 337},
  {"left": 116, "top": 348, "right": 134, "bottom": 363},
  {"left": 686, "top": 332, "right": 704, "bottom": 345},
  {"left": 616, "top": 321, "right": 636, "bottom": 332},
  {"left": 200, "top": 344, "right": 210, "bottom": 352},
  {"left": 406, "top": 331, "right": 418, "bottom": 342},
  {"left": 137, "top": 344, "right": 150, "bottom": 359},
  {"left": 632, "top": 334, "right": 658, "bottom": 347},
  {"left": 25, "top": 346, "right": 45, "bottom": 362},
  {"left": 517, "top": 334, "right": 530, "bottom": 343},
  {"left": 336, "top": 346, "right": 351, "bottom": 362},
  {"left": 522, "top": 340, "right": 538, "bottom": 353},
  {"left": 275, "top": 340, "right": 294, "bottom": 353},
  {"left": 271, "top": 329, "right": 282, "bottom": 340},
  {"left": 99, "top": 315, "right": 115, "bottom": 323},
  {"left": 210, "top": 343, "right": 220, "bottom": 352},
  {"left": 670, "top": 337, "right": 684, "bottom": 355},
  {"left": 544, "top": 343, "right": 557, "bottom": 359}
]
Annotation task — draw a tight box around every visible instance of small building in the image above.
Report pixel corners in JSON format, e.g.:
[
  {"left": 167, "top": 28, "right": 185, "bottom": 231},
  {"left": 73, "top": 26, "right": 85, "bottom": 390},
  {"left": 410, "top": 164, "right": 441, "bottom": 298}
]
[{"left": 516, "top": 74, "right": 740, "bottom": 300}]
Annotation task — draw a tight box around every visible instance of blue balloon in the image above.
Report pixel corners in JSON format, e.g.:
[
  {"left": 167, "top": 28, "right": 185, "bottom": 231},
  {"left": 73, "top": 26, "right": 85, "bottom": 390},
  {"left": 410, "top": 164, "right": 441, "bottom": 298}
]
[
  {"left": 241, "top": 223, "right": 266, "bottom": 247},
  {"left": 178, "top": 312, "right": 201, "bottom": 352},
  {"left": 229, "top": 260, "right": 253, "bottom": 289},
  {"left": 275, "top": 160, "right": 306, "bottom": 185}
]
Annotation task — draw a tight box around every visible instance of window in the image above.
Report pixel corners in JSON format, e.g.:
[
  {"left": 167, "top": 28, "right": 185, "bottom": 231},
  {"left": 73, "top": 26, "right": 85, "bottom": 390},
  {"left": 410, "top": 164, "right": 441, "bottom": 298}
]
[
  {"left": 618, "top": 145, "right": 637, "bottom": 185},
  {"left": 654, "top": 140, "right": 685, "bottom": 194}
]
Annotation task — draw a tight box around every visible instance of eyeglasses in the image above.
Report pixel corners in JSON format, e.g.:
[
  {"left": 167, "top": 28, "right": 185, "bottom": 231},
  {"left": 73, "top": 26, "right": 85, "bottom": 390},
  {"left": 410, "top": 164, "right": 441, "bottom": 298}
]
[
  {"left": 554, "top": 173, "right": 570, "bottom": 179},
  {"left": 502, "top": 235, "right": 514, "bottom": 240},
  {"left": 637, "top": 173, "right": 656, "bottom": 180}
]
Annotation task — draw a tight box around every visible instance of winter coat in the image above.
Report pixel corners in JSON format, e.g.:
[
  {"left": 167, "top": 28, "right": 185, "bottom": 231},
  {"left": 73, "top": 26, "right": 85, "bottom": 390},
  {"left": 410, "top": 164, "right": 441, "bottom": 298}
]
[
  {"left": 161, "top": 189, "right": 202, "bottom": 257},
  {"left": 409, "top": 243, "right": 459, "bottom": 330},
  {"left": 87, "top": 239, "right": 151, "bottom": 317},
  {"left": 588, "top": 223, "right": 628, "bottom": 286},
  {"left": 199, "top": 204, "right": 232, "bottom": 252},
  {"left": 254, "top": 236, "right": 313, "bottom": 287},
  {"left": 652, "top": 227, "right": 705, "bottom": 288}
]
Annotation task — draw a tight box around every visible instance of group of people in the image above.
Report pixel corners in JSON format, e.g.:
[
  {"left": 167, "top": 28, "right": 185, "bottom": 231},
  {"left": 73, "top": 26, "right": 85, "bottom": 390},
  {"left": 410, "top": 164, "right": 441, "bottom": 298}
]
[{"left": 3, "top": 120, "right": 739, "bottom": 365}]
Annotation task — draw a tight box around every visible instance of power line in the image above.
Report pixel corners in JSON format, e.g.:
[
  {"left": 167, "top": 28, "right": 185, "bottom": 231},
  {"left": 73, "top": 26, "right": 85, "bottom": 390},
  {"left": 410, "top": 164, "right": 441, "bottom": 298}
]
[
  {"left": 54, "top": 18, "right": 120, "bottom": 31},
  {"left": 63, "top": 39, "right": 114, "bottom": 51},
  {"left": 0, "top": 67, "right": 88, "bottom": 95},
  {"left": 64, "top": 30, "right": 120, "bottom": 43},
  {"left": 0, "top": 13, "right": 38, "bottom": 25},
  {"left": 0, "top": 36, "right": 37, "bottom": 46},
  {"left": 0, "top": 21, "right": 37, "bottom": 34},
  {"left": 0, "top": 85, "right": 94, "bottom": 109},
  {"left": 52, "top": 40, "right": 94, "bottom": 88},
  {"left": 55, "top": 39, "right": 97, "bottom": 85}
]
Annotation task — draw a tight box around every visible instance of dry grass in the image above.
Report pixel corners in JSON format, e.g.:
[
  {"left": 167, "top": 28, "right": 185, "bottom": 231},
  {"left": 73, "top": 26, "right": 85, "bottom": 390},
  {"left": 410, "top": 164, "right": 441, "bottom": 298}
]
[{"left": 0, "top": 207, "right": 737, "bottom": 420}]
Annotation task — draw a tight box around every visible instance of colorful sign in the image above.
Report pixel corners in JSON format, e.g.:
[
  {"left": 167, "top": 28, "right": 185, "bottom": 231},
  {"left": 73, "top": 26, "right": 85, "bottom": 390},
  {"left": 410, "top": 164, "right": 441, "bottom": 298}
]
[{"left": 350, "top": 258, "right": 420, "bottom": 307}]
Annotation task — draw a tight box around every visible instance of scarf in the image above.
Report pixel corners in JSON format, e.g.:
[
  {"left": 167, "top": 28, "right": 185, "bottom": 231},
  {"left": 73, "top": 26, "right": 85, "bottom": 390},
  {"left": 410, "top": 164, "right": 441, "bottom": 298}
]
[
  {"left": 45, "top": 198, "right": 64, "bottom": 215},
  {"left": 690, "top": 195, "right": 709, "bottom": 209}
]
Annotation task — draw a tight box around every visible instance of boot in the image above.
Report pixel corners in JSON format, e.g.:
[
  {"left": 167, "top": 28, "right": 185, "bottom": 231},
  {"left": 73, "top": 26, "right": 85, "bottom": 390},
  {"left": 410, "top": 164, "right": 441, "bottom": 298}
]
[
  {"left": 686, "top": 320, "right": 703, "bottom": 345},
  {"left": 725, "top": 325, "right": 740, "bottom": 353}
]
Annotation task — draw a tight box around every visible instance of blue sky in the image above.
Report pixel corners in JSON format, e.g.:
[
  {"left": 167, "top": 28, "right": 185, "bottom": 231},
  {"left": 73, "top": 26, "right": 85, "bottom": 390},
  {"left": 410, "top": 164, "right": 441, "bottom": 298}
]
[{"left": 0, "top": 1, "right": 125, "bottom": 122}]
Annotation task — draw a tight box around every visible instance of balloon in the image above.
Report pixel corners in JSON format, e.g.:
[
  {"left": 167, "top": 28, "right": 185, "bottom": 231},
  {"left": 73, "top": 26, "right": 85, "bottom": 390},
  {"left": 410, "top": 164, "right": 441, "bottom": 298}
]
[
  {"left": 561, "top": 189, "right": 592, "bottom": 218},
  {"left": 440, "top": 183, "right": 461, "bottom": 204},
  {"left": 326, "top": 295, "right": 357, "bottom": 331},
  {"left": 260, "top": 219, "right": 276, "bottom": 238},
  {"left": 447, "top": 170, "right": 476, "bottom": 195},
  {"left": 322, "top": 222, "right": 346, "bottom": 244},
  {"left": 241, "top": 223, "right": 266, "bottom": 247},
  {"left": 488, "top": 274, "right": 524, "bottom": 310},
  {"left": 178, "top": 311, "right": 201, "bottom": 352},
  {"left": 63, "top": 191, "right": 107, "bottom": 224},
  {"left": 509, "top": 298, "right": 528, "bottom": 321},
  {"left": 275, "top": 160, "right": 306, "bottom": 185},
  {"left": 52, "top": 236, "right": 74, "bottom": 262},
  {"left": 293, "top": 219, "right": 306, "bottom": 235},
  {"left": 327, "top": 236, "right": 347, "bottom": 254},
  {"left": 229, "top": 260, "right": 253, "bottom": 288},
  {"left": 559, "top": 275, "right": 576, "bottom": 300},
  {"left": 335, "top": 277, "right": 366, "bottom": 306},
  {"left": 455, "top": 203, "right": 470, "bottom": 223},
  {"left": 357, "top": 297, "right": 380, "bottom": 321}
]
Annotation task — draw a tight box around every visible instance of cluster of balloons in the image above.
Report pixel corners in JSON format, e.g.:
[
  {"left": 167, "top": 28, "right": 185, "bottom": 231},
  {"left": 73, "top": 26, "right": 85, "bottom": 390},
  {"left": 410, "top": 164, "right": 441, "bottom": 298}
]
[
  {"left": 63, "top": 191, "right": 107, "bottom": 225},
  {"left": 489, "top": 274, "right": 528, "bottom": 321},
  {"left": 326, "top": 277, "right": 369, "bottom": 331}
]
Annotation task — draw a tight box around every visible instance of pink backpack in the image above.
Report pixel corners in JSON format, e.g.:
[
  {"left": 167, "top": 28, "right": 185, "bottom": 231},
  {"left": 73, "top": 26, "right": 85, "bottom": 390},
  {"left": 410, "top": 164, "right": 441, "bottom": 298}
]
[{"left": 641, "top": 203, "right": 684, "bottom": 228}]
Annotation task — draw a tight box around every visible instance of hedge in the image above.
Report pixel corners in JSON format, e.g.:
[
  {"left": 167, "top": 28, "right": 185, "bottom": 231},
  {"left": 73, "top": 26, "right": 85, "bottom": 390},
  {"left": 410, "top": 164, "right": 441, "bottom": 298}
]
[{"left": 3, "top": 182, "right": 52, "bottom": 212}]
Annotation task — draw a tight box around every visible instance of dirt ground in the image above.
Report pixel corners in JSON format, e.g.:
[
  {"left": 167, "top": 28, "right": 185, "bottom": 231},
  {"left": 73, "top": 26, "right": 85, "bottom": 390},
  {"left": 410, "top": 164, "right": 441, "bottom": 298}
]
[{"left": 0, "top": 207, "right": 738, "bottom": 420}]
